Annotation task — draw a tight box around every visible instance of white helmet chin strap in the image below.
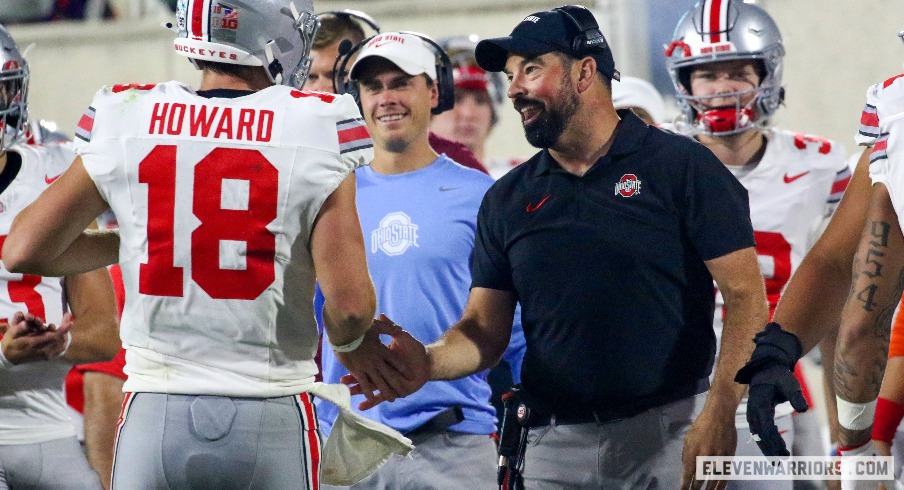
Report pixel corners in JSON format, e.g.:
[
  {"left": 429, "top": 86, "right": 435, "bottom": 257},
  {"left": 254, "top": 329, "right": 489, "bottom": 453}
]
[
  {"left": 264, "top": 40, "right": 283, "bottom": 85},
  {"left": 263, "top": 2, "right": 306, "bottom": 86}
]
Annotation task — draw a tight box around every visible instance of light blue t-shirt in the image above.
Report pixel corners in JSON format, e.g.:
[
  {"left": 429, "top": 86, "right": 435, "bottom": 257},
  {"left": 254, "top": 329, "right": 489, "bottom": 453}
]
[{"left": 315, "top": 155, "right": 525, "bottom": 436}]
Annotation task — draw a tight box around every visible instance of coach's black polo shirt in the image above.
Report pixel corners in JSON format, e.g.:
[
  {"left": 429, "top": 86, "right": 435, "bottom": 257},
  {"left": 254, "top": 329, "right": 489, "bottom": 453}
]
[{"left": 471, "top": 110, "right": 754, "bottom": 414}]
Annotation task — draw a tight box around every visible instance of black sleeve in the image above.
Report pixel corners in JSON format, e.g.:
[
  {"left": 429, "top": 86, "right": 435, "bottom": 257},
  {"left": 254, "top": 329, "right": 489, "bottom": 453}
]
[
  {"left": 683, "top": 144, "right": 756, "bottom": 260},
  {"left": 469, "top": 189, "right": 515, "bottom": 292}
]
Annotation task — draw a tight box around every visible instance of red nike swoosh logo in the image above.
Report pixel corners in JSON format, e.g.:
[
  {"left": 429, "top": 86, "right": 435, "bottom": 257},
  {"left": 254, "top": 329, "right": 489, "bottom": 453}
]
[
  {"left": 45, "top": 173, "right": 63, "bottom": 184},
  {"left": 783, "top": 171, "right": 810, "bottom": 184},
  {"left": 526, "top": 195, "right": 551, "bottom": 212}
]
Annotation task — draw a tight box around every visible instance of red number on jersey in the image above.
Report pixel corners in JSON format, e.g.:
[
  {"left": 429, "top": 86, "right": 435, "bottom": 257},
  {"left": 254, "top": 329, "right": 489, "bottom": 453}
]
[
  {"left": 139, "top": 146, "right": 278, "bottom": 300},
  {"left": 754, "top": 230, "right": 792, "bottom": 319},
  {"left": 290, "top": 90, "right": 336, "bottom": 103},
  {"left": 793, "top": 133, "right": 832, "bottom": 155},
  {"left": 111, "top": 83, "right": 157, "bottom": 94},
  {"left": 0, "top": 236, "right": 47, "bottom": 324}
]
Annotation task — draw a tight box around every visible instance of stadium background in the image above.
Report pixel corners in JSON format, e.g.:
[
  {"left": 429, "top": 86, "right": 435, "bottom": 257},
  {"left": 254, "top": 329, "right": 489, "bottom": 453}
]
[{"left": 6, "top": 0, "right": 900, "bottom": 161}]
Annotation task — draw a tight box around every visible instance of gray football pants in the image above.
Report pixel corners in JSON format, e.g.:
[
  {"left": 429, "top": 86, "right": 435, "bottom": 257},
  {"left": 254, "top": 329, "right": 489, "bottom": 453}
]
[
  {"left": 321, "top": 430, "right": 497, "bottom": 490},
  {"left": 0, "top": 436, "right": 102, "bottom": 490},
  {"left": 111, "top": 392, "right": 321, "bottom": 490},
  {"left": 522, "top": 393, "right": 706, "bottom": 489}
]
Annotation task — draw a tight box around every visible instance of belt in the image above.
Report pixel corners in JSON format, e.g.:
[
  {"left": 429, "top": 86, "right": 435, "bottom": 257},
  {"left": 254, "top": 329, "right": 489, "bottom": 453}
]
[
  {"left": 403, "top": 406, "right": 465, "bottom": 438},
  {"left": 527, "top": 378, "right": 709, "bottom": 427}
]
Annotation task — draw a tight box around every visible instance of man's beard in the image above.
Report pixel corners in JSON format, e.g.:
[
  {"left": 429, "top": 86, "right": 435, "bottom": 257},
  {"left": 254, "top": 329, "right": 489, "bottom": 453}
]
[{"left": 519, "top": 76, "right": 580, "bottom": 149}]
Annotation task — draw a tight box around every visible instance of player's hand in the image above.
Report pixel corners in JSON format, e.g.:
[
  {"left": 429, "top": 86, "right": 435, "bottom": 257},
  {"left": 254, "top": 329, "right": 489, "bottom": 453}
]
[
  {"left": 0, "top": 311, "right": 71, "bottom": 365},
  {"left": 335, "top": 314, "right": 428, "bottom": 410},
  {"left": 745, "top": 365, "right": 808, "bottom": 456},
  {"left": 680, "top": 402, "right": 737, "bottom": 490}
]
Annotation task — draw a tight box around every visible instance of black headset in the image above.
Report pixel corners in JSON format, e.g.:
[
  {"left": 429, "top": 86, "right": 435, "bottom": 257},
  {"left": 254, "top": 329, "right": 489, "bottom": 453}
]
[
  {"left": 552, "top": 5, "right": 609, "bottom": 56},
  {"left": 333, "top": 31, "right": 455, "bottom": 115},
  {"left": 316, "top": 10, "right": 381, "bottom": 95},
  {"left": 316, "top": 9, "right": 381, "bottom": 34}
]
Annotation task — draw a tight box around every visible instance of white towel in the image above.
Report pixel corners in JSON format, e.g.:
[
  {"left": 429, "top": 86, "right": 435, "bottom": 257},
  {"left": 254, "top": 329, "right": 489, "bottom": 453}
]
[{"left": 310, "top": 382, "right": 414, "bottom": 486}]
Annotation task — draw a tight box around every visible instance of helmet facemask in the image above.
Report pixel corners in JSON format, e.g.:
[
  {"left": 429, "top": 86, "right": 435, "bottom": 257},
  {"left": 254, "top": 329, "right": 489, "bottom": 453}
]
[
  {"left": 0, "top": 41, "right": 28, "bottom": 153},
  {"left": 665, "top": 0, "right": 784, "bottom": 136},
  {"left": 674, "top": 54, "right": 780, "bottom": 136}
]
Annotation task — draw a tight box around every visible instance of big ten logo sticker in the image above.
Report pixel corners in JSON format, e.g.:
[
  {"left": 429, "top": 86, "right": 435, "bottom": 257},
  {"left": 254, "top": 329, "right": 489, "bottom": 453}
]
[
  {"left": 370, "top": 212, "right": 419, "bottom": 256},
  {"left": 212, "top": 5, "right": 239, "bottom": 30}
]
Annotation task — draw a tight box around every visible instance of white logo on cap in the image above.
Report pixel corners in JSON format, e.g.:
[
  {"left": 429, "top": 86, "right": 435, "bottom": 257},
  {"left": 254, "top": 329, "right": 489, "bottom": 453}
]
[{"left": 523, "top": 15, "right": 540, "bottom": 23}]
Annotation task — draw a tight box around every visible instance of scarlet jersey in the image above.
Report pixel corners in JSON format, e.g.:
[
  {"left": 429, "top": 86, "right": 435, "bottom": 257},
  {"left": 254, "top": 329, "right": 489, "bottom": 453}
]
[
  {"left": 0, "top": 143, "right": 75, "bottom": 444},
  {"left": 76, "top": 82, "right": 372, "bottom": 397}
]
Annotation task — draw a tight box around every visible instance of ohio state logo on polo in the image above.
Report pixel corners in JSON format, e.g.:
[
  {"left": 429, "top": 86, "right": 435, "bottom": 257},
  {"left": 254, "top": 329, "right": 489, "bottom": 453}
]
[{"left": 615, "top": 174, "right": 642, "bottom": 197}]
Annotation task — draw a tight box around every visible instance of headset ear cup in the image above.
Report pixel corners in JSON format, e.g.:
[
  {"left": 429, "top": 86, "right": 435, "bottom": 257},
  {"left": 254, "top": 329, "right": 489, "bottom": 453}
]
[
  {"left": 432, "top": 60, "right": 455, "bottom": 115},
  {"left": 347, "top": 81, "right": 362, "bottom": 111}
]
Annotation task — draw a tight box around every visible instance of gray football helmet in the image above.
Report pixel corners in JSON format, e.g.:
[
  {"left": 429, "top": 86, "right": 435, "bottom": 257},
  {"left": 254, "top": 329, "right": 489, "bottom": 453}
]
[
  {"left": 665, "top": 0, "right": 784, "bottom": 135},
  {"left": 174, "top": 0, "right": 320, "bottom": 89},
  {"left": 0, "top": 24, "right": 28, "bottom": 153}
]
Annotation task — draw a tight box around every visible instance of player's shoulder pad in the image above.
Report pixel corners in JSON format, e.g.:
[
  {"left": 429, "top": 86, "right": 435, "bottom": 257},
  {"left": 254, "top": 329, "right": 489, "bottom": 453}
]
[
  {"left": 94, "top": 81, "right": 190, "bottom": 103},
  {"left": 865, "top": 74, "right": 904, "bottom": 119},
  {"left": 772, "top": 128, "right": 846, "bottom": 170},
  {"left": 15, "top": 140, "right": 76, "bottom": 175}
]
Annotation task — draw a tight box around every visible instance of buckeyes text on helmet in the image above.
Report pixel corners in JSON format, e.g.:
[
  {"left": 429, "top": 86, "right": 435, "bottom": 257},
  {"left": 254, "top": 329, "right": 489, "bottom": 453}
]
[
  {"left": 173, "top": 0, "right": 320, "bottom": 89},
  {"left": 665, "top": 0, "right": 784, "bottom": 135},
  {"left": 0, "top": 24, "right": 28, "bottom": 153}
]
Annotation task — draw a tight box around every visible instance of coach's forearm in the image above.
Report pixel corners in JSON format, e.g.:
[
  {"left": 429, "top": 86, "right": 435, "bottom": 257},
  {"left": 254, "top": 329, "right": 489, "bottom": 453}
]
[
  {"left": 712, "top": 293, "right": 768, "bottom": 413},
  {"left": 428, "top": 317, "right": 508, "bottom": 381}
]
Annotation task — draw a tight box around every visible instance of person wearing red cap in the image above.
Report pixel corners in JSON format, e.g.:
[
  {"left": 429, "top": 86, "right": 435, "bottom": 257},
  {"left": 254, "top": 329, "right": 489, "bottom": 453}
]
[
  {"left": 431, "top": 35, "right": 521, "bottom": 179},
  {"left": 345, "top": 5, "right": 769, "bottom": 489}
]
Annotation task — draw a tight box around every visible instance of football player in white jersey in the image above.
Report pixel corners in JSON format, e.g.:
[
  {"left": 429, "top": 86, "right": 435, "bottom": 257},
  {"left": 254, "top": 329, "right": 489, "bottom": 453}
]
[
  {"left": 665, "top": 0, "right": 849, "bottom": 480},
  {"left": 0, "top": 24, "right": 120, "bottom": 490},
  {"left": 0, "top": 1, "right": 419, "bottom": 489}
]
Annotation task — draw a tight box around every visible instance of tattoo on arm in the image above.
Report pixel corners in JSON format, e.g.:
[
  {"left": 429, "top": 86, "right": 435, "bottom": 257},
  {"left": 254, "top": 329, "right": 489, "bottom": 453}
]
[
  {"left": 836, "top": 219, "right": 901, "bottom": 402},
  {"left": 870, "top": 221, "right": 890, "bottom": 248}
]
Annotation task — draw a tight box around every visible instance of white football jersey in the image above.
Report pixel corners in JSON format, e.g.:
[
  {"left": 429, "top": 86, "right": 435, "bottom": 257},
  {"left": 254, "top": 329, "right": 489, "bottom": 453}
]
[
  {"left": 77, "top": 82, "right": 373, "bottom": 397},
  {"left": 867, "top": 74, "right": 904, "bottom": 241},
  {"left": 667, "top": 125, "right": 850, "bottom": 426},
  {"left": 0, "top": 143, "right": 75, "bottom": 445},
  {"left": 856, "top": 73, "right": 904, "bottom": 186},
  {"left": 712, "top": 128, "right": 850, "bottom": 323}
]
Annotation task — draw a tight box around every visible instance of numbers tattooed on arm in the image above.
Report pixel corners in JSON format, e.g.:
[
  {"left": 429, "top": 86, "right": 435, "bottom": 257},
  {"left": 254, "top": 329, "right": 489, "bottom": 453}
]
[{"left": 855, "top": 220, "right": 892, "bottom": 311}]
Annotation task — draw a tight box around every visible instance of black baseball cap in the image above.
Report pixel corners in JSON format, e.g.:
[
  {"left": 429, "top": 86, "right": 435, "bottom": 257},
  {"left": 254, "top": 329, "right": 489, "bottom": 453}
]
[{"left": 475, "top": 7, "right": 619, "bottom": 81}]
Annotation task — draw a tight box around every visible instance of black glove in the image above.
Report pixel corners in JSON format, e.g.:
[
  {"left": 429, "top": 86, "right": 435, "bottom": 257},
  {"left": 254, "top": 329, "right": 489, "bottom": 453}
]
[{"left": 735, "top": 322, "right": 808, "bottom": 457}]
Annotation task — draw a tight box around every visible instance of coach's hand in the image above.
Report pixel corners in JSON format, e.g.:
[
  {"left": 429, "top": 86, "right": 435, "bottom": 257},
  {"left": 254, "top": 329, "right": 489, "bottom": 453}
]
[
  {"left": 681, "top": 400, "right": 737, "bottom": 490},
  {"left": 339, "top": 314, "right": 430, "bottom": 410}
]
